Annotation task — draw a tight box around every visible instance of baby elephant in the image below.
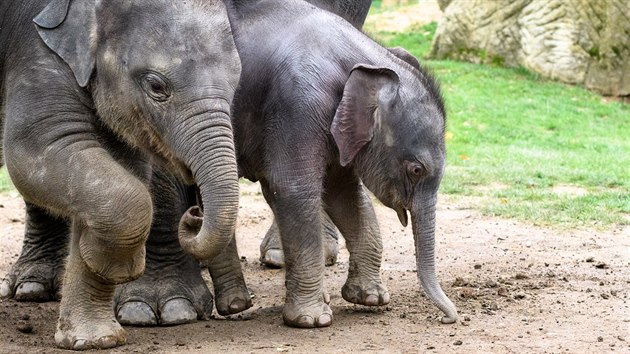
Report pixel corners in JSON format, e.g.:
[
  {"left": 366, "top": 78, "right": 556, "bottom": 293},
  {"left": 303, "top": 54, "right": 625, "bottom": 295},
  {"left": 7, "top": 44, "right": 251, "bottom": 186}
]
[
  {"left": 1, "top": 0, "right": 241, "bottom": 349},
  {"left": 217, "top": 0, "right": 458, "bottom": 327}
]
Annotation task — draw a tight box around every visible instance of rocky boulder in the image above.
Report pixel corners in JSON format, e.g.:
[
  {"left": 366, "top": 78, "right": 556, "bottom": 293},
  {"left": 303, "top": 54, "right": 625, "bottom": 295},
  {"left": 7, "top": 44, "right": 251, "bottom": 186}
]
[{"left": 429, "top": 0, "right": 630, "bottom": 97}]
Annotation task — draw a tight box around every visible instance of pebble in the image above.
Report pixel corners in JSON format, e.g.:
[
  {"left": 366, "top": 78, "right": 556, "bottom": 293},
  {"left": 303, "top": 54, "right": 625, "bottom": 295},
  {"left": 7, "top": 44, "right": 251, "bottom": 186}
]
[
  {"left": 16, "top": 322, "right": 33, "bottom": 334},
  {"left": 453, "top": 340, "right": 463, "bottom": 345}
]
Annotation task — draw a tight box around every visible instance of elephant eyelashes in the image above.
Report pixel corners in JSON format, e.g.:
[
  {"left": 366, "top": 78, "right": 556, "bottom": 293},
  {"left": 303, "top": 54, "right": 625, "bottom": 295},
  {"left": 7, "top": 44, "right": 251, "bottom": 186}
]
[{"left": 138, "top": 72, "right": 172, "bottom": 102}]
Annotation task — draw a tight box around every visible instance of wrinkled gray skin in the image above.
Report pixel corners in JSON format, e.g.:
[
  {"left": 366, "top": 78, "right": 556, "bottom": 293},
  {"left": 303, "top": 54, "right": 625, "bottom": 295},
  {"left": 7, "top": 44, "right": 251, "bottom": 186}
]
[
  {"left": 220, "top": 0, "right": 458, "bottom": 328},
  {"left": 0, "top": 0, "right": 243, "bottom": 349},
  {"left": 0, "top": 0, "right": 365, "bottom": 331},
  {"left": 259, "top": 0, "right": 373, "bottom": 268}
]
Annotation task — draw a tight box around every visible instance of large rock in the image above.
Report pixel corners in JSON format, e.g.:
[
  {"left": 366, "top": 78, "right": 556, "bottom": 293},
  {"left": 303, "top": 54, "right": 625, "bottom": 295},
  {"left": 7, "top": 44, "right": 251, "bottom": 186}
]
[{"left": 429, "top": 0, "right": 630, "bottom": 96}]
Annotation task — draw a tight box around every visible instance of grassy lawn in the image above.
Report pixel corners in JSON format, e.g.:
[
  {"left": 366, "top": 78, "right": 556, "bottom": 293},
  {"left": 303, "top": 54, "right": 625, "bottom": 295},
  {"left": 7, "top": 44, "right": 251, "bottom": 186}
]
[
  {"left": 0, "top": 10, "right": 626, "bottom": 231},
  {"left": 368, "top": 19, "right": 630, "bottom": 229}
]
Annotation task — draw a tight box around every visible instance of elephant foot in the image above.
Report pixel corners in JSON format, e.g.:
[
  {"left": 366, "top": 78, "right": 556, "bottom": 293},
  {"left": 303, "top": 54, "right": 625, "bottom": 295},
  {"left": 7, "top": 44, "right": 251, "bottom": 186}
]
[
  {"left": 260, "top": 223, "right": 339, "bottom": 268},
  {"left": 56, "top": 312, "right": 126, "bottom": 350},
  {"left": 283, "top": 291, "right": 332, "bottom": 328},
  {"left": 0, "top": 259, "right": 63, "bottom": 301},
  {"left": 342, "top": 278, "right": 390, "bottom": 306},
  {"left": 115, "top": 257, "right": 213, "bottom": 326},
  {"left": 322, "top": 230, "right": 339, "bottom": 266},
  {"left": 260, "top": 248, "right": 285, "bottom": 268},
  {"left": 214, "top": 280, "right": 252, "bottom": 316},
  {"left": 283, "top": 298, "right": 333, "bottom": 328}
]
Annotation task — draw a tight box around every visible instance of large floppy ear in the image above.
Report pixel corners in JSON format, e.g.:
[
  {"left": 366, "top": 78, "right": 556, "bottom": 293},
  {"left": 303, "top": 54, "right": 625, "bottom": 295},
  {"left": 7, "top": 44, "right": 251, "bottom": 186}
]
[
  {"left": 388, "top": 47, "right": 421, "bottom": 71},
  {"left": 331, "top": 64, "right": 400, "bottom": 167},
  {"left": 34, "top": 0, "right": 97, "bottom": 87}
]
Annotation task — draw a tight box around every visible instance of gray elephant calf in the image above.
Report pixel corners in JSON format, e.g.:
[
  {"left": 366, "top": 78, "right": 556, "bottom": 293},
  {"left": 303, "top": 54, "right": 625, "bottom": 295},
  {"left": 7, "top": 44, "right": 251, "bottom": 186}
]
[
  {"left": 1, "top": 0, "right": 241, "bottom": 349},
  {"left": 259, "top": 0, "right": 373, "bottom": 268},
  {"left": 219, "top": 0, "right": 458, "bottom": 327}
]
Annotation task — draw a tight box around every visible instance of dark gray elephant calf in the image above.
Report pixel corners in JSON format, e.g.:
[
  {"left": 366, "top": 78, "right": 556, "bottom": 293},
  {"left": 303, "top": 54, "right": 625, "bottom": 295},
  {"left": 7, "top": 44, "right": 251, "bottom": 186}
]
[
  {"left": 258, "top": 0, "right": 373, "bottom": 268},
  {"left": 219, "top": 0, "right": 458, "bottom": 327},
  {"left": 0, "top": 0, "right": 244, "bottom": 349}
]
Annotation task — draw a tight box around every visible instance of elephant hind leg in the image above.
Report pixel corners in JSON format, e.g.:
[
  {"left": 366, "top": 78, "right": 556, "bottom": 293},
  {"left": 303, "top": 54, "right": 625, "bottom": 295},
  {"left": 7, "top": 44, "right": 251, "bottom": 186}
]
[
  {"left": 323, "top": 172, "right": 390, "bottom": 307},
  {"left": 259, "top": 212, "right": 339, "bottom": 268},
  {"left": 0, "top": 202, "right": 68, "bottom": 302}
]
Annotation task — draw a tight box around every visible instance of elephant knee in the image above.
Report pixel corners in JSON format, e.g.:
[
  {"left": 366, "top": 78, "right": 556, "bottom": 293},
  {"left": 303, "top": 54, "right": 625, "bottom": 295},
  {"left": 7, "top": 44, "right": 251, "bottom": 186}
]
[{"left": 78, "top": 182, "right": 153, "bottom": 284}]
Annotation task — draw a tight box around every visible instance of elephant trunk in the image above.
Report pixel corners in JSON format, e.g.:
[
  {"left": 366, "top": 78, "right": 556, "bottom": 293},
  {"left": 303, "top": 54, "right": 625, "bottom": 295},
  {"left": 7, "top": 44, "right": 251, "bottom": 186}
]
[
  {"left": 410, "top": 185, "right": 458, "bottom": 324},
  {"left": 176, "top": 111, "right": 239, "bottom": 261}
]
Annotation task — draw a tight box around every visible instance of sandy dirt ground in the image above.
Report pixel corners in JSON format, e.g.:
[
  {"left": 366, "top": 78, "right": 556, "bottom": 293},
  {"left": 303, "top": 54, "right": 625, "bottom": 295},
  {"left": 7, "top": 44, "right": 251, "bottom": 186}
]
[
  {"left": 1, "top": 1, "right": 628, "bottom": 353},
  {"left": 0, "top": 182, "right": 628, "bottom": 353}
]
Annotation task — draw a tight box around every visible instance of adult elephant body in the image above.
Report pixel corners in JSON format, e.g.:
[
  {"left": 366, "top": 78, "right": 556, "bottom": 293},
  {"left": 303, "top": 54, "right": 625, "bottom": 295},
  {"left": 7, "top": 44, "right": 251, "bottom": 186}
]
[
  {"left": 222, "top": 0, "right": 458, "bottom": 327},
  {"left": 0, "top": 0, "right": 242, "bottom": 349}
]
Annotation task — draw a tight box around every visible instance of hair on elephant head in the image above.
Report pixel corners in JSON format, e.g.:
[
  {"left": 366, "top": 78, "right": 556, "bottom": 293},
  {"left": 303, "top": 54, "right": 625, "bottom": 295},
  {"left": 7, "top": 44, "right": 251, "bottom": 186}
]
[{"left": 34, "top": 0, "right": 242, "bottom": 261}]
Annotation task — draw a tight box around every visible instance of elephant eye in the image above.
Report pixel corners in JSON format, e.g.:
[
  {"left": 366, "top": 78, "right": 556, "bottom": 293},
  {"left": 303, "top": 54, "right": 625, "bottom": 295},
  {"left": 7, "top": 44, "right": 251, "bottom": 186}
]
[
  {"left": 138, "top": 71, "right": 172, "bottom": 102},
  {"left": 405, "top": 161, "right": 426, "bottom": 183}
]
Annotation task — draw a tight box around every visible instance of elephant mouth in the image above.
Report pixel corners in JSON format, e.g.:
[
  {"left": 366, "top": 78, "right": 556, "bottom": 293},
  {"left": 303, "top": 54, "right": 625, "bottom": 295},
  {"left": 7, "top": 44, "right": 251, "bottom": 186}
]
[
  {"left": 396, "top": 208, "right": 409, "bottom": 227},
  {"left": 173, "top": 160, "right": 195, "bottom": 185},
  {"left": 152, "top": 154, "right": 195, "bottom": 185}
]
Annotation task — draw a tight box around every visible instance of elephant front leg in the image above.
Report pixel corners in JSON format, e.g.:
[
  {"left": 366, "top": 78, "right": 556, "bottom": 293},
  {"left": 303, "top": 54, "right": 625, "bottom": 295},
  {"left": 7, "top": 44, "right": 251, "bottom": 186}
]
[
  {"left": 260, "top": 180, "right": 332, "bottom": 328},
  {"left": 324, "top": 173, "right": 390, "bottom": 306},
  {"left": 0, "top": 203, "right": 68, "bottom": 301},
  {"left": 6, "top": 142, "right": 153, "bottom": 349},
  {"left": 56, "top": 225, "right": 126, "bottom": 350},
  {"left": 207, "top": 236, "right": 252, "bottom": 316}
]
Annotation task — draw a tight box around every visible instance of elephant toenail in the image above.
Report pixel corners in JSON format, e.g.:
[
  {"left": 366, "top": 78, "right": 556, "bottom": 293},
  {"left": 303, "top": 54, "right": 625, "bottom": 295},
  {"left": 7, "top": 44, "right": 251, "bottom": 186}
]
[
  {"left": 364, "top": 294, "right": 379, "bottom": 306},
  {"left": 0, "top": 280, "right": 11, "bottom": 298},
  {"left": 317, "top": 313, "right": 332, "bottom": 327},
  {"left": 117, "top": 302, "right": 157, "bottom": 326},
  {"left": 229, "top": 298, "right": 246, "bottom": 313},
  {"left": 15, "top": 282, "right": 47, "bottom": 301},
  {"left": 160, "top": 298, "right": 197, "bottom": 325}
]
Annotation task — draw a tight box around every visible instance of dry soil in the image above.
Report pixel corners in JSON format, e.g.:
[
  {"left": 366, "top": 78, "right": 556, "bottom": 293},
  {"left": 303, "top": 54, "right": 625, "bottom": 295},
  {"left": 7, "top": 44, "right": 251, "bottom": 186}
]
[{"left": 0, "top": 183, "right": 628, "bottom": 353}]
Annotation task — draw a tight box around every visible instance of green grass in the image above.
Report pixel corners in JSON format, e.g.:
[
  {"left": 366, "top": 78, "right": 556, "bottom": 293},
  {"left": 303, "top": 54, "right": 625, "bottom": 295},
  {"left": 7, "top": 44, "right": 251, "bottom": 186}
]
[
  {"left": 368, "top": 20, "right": 630, "bottom": 229},
  {"left": 0, "top": 14, "right": 627, "bottom": 230},
  {"left": 0, "top": 168, "right": 14, "bottom": 193}
]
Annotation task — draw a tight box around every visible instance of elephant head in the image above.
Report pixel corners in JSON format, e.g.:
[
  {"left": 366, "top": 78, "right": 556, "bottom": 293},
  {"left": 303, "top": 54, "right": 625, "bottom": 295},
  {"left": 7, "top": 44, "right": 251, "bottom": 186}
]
[
  {"left": 34, "top": 0, "right": 242, "bottom": 261},
  {"left": 330, "top": 52, "right": 458, "bottom": 323}
]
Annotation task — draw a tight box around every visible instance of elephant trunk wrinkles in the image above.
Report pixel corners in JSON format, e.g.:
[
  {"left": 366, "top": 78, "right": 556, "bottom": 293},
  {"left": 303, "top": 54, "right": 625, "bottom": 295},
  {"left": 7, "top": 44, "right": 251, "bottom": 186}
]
[
  {"left": 177, "top": 111, "right": 239, "bottom": 261},
  {"left": 411, "top": 186, "right": 458, "bottom": 324}
]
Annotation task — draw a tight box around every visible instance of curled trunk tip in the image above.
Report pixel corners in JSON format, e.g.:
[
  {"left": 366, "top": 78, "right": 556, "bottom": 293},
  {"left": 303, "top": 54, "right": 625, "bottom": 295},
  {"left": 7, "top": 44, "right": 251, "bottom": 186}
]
[{"left": 178, "top": 205, "right": 233, "bottom": 261}]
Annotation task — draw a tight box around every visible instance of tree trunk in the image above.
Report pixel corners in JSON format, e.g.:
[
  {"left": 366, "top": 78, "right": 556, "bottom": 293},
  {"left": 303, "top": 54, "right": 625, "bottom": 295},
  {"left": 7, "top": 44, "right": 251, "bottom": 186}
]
[{"left": 429, "top": 0, "right": 630, "bottom": 97}]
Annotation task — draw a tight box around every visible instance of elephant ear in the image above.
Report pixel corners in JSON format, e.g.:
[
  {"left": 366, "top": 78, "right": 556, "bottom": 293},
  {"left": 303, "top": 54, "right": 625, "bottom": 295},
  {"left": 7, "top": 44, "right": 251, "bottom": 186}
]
[
  {"left": 34, "top": 0, "right": 97, "bottom": 87},
  {"left": 331, "top": 64, "right": 400, "bottom": 167},
  {"left": 388, "top": 47, "right": 421, "bottom": 71}
]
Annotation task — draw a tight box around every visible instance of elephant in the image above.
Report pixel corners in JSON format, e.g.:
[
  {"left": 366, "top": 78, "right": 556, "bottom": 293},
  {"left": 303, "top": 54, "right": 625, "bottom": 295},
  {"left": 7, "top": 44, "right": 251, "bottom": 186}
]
[
  {"left": 0, "top": 0, "right": 244, "bottom": 349},
  {"left": 212, "top": 0, "right": 459, "bottom": 328},
  {"left": 258, "top": 0, "right": 374, "bottom": 268},
  {"left": 0, "top": 0, "right": 370, "bottom": 329}
]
